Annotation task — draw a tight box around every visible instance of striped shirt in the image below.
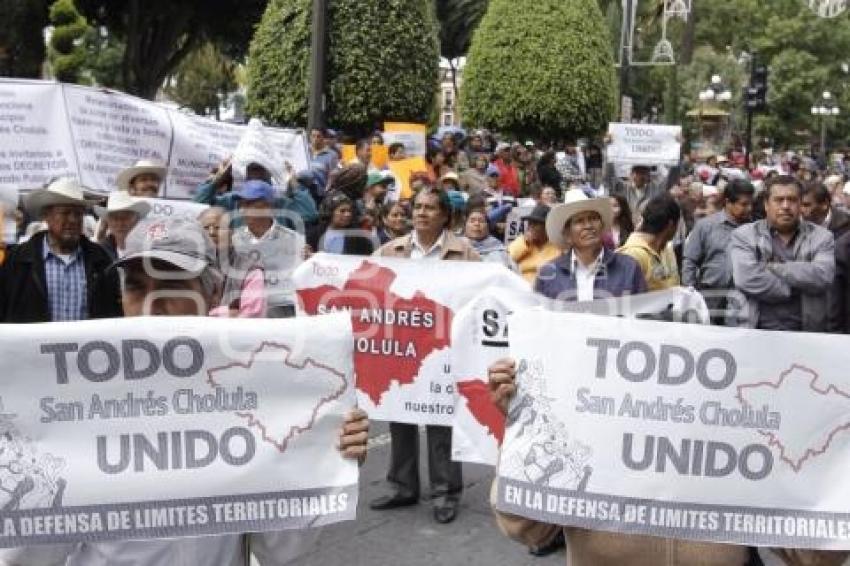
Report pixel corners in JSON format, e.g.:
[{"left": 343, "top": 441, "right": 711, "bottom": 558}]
[{"left": 42, "top": 238, "right": 88, "bottom": 321}]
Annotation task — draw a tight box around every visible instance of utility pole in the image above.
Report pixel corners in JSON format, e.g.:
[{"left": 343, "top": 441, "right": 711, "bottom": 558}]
[
  {"left": 307, "top": 0, "right": 328, "bottom": 131},
  {"left": 618, "top": 0, "right": 633, "bottom": 118}
]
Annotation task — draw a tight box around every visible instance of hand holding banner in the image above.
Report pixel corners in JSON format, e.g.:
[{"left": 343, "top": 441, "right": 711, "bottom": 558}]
[
  {"left": 497, "top": 309, "right": 850, "bottom": 550},
  {"left": 0, "top": 314, "right": 357, "bottom": 548}
]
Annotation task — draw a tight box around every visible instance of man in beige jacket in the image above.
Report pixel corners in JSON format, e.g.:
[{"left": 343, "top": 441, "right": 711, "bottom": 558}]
[{"left": 369, "top": 187, "right": 480, "bottom": 525}]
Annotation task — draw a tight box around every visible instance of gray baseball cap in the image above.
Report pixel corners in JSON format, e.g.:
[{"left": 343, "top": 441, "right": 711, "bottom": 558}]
[{"left": 112, "top": 217, "right": 216, "bottom": 276}]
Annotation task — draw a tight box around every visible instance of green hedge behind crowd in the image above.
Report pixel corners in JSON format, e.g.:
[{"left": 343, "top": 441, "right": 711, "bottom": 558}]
[
  {"left": 246, "top": 0, "right": 440, "bottom": 133},
  {"left": 461, "top": 0, "right": 617, "bottom": 140}
]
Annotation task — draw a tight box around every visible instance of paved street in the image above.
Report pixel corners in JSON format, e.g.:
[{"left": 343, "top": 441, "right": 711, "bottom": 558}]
[{"left": 283, "top": 422, "right": 563, "bottom": 566}]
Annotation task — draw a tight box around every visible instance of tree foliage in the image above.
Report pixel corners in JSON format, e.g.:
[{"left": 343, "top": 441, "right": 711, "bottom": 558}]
[
  {"left": 165, "top": 43, "right": 237, "bottom": 118},
  {"left": 435, "top": 0, "right": 488, "bottom": 61},
  {"left": 48, "top": 0, "right": 90, "bottom": 83},
  {"left": 461, "top": 0, "right": 617, "bottom": 140},
  {"left": 0, "top": 0, "right": 49, "bottom": 78},
  {"left": 74, "top": 0, "right": 266, "bottom": 99},
  {"left": 246, "top": 0, "right": 439, "bottom": 133}
]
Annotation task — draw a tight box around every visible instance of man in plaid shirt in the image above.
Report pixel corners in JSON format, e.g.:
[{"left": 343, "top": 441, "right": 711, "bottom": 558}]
[{"left": 0, "top": 178, "right": 121, "bottom": 323}]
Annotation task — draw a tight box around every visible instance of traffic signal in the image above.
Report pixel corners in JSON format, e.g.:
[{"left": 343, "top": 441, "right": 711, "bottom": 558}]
[{"left": 745, "top": 65, "right": 768, "bottom": 112}]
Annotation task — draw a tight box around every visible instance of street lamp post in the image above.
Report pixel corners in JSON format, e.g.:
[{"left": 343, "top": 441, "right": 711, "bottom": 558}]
[
  {"left": 811, "top": 91, "right": 840, "bottom": 161},
  {"left": 698, "top": 75, "right": 733, "bottom": 104}
]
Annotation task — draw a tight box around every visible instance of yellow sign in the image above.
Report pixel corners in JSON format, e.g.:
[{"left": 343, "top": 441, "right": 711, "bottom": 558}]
[{"left": 387, "top": 156, "right": 429, "bottom": 200}]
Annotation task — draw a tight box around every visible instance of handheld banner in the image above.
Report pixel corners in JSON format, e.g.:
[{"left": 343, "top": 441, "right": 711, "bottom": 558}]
[
  {"left": 294, "top": 253, "right": 527, "bottom": 426},
  {"left": 607, "top": 123, "right": 682, "bottom": 167},
  {"left": 137, "top": 197, "right": 209, "bottom": 221},
  {"left": 0, "top": 314, "right": 357, "bottom": 548},
  {"left": 496, "top": 309, "right": 850, "bottom": 549},
  {"left": 504, "top": 206, "right": 534, "bottom": 245},
  {"left": 0, "top": 79, "right": 309, "bottom": 199},
  {"left": 451, "top": 287, "right": 709, "bottom": 466},
  {"left": 382, "top": 123, "right": 428, "bottom": 158}
]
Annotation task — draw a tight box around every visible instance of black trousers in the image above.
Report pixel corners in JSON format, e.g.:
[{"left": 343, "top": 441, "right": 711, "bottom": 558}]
[{"left": 387, "top": 422, "right": 462, "bottom": 503}]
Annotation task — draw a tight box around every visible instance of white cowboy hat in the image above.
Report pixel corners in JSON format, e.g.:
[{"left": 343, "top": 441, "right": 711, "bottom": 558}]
[
  {"left": 440, "top": 171, "right": 460, "bottom": 184},
  {"left": 116, "top": 160, "right": 166, "bottom": 191},
  {"left": 93, "top": 190, "right": 151, "bottom": 219},
  {"left": 546, "top": 189, "right": 613, "bottom": 248},
  {"left": 24, "top": 177, "right": 94, "bottom": 218}
]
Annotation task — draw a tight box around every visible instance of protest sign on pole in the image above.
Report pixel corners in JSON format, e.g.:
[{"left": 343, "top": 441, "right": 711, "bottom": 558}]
[
  {"left": 0, "top": 79, "right": 310, "bottom": 200},
  {"left": 382, "top": 122, "right": 428, "bottom": 157},
  {"left": 0, "top": 314, "right": 357, "bottom": 548},
  {"left": 451, "top": 287, "right": 709, "bottom": 466},
  {"left": 294, "top": 253, "right": 528, "bottom": 426},
  {"left": 606, "top": 123, "right": 682, "bottom": 166},
  {"left": 496, "top": 309, "right": 850, "bottom": 549}
]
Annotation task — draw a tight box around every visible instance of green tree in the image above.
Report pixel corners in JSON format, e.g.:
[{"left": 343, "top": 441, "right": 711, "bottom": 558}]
[
  {"left": 165, "top": 43, "right": 237, "bottom": 118},
  {"left": 0, "top": 0, "right": 50, "bottom": 78},
  {"left": 246, "top": 0, "right": 439, "bottom": 133},
  {"left": 74, "top": 0, "right": 266, "bottom": 99},
  {"left": 461, "top": 0, "right": 617, "bottom": 140},
  {"left": 48, "top": 0, "right": 91, "bottom": 83}
]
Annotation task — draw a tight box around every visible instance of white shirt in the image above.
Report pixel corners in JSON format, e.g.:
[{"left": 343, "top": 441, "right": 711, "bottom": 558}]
[
  {"left": 242, "top": 220, "right": 278, "bottom": 245},
  {"left": 572, "top": 248, "right": 605, "bottom": 302},
  {"left": 410, "top": 231, "right": 446, "bottom": 260}
]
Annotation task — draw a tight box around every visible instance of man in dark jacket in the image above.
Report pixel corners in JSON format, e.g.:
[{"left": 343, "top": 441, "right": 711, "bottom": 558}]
[
  {"left": 0, "top": 178, "right": 121, "bottom": 323},
  {"left": 536, "top": 190, "right": 647, "bottom": 301}
]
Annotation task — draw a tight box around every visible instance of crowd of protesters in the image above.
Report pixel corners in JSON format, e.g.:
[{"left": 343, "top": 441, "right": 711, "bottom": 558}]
[{"left": 1, "top": 121, "right": 849, "bottom": 565}]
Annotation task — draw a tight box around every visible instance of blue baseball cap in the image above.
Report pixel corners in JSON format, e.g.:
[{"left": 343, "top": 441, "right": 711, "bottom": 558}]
[{"left": 234, "top": 179, "right": 275, "bottom": 202}]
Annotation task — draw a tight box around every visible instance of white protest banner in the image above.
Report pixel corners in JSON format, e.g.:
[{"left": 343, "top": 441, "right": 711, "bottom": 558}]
[
  {"left": 294, "top": 253, "right": 528, "bottom": 426},
  {"left": 450, "top": 287, "right": 709, "bottom": 466},
  {"left": 504, "top": 206, "right": 534, "bottom": 246},
  {"left": 165, "top": 110, "right": 244, "bottom": 198},
  {"left": 450, "top": 287, "right": 542, "bottom": 465},
  {"left": 555, "top": 286, "right": 710, "bottom": 324},
  {"left": 0, "top": 79, "right": 310, "bottom": 200},
  {"left": 138, "top": 197, "right": 209, "bottom": 221},
  {"left": 497, "top": 309, "right": 850, "bottom": 549},
  {"left": 607, "top": 123, "right": 682, "bottom": 166},
  {"left": 0, "top": 314, "right": 357, "bottom": 548},
  {"left": 0, "top": 79, "right": 77, "bottom": 188}
]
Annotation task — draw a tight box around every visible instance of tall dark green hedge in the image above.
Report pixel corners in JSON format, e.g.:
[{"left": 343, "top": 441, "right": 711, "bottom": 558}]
[
  {"left": 246, "top": 0, "right": 440, "bottom": 133},
  {"left": 461, "top": 0, "right": 617, "bottom": 139}
]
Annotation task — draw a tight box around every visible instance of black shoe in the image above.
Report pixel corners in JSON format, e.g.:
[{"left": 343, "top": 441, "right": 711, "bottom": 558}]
[
  {"left": 369, "top": 493, "right": 418, "bottom": 510},
  {"left": 432, "top": 501, "right": 458, "bottom": 524},
  {"left": 529, "top": 530, "right": 565, "bottom": 557}
]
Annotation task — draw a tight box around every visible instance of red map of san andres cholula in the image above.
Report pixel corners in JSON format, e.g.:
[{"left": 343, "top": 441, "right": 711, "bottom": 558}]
[
  {"left": 456, "top": 379, "right": 505, "bottom": 444},
  {"left": 737, "top": 364, "right": 850, "bottom": 472},
  {"left": 297, "top": 262, "right": 454, "bottom": 405}
]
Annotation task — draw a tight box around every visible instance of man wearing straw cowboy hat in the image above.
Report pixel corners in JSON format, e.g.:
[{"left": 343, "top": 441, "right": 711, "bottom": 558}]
[
  {"left": 535, "top": 189, "right": 647, "bottom": 301},
  {"left": 94, "top": 191, "right": 151, "bottom": 260},
  {"left": 116, "top": 159, "right": 167, "bottom": 198},
  {"left": 0, "top": 177, "right": 122, "bottom": 323}
]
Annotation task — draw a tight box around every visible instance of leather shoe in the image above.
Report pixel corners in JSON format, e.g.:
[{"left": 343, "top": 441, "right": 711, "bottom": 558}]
[
  {"left": 529, "top": 530, "right": 565, "bottom": 557},
  {"left": 432, "top": 501, "right": 458, "bottom": 524},
  {"left": 369, "top": 493, "right": 418, "bottom": 510}
]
